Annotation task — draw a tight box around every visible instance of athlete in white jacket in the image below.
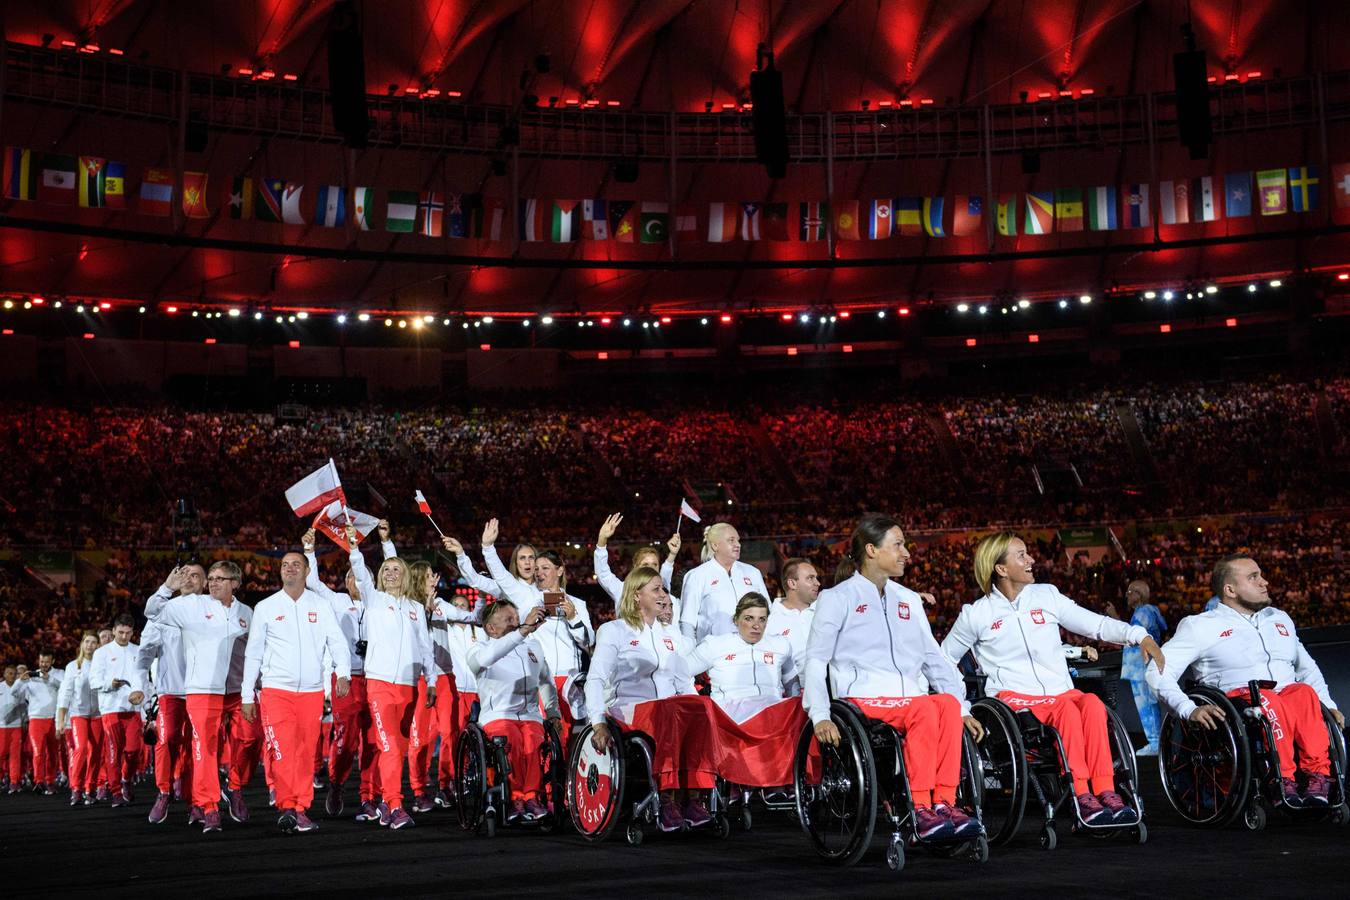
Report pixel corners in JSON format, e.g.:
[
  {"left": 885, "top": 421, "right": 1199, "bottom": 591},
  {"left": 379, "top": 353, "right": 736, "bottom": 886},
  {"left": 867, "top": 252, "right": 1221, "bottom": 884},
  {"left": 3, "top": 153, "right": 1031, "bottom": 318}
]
[
  {"left": 241, "top": 551, "right": 352, "bottom": 832},
  {"left": 679, "top": 523, "right": 769, "bottom": 643},
  {"left": 89, "top": 615, "right": 144, "bottom": 806},
  {"left": 140, "top": 563, "right": 202, "bottom": 822},
  {"left": 941, "top": 532, "right": 1162, "bottom": 827},
  {"left": 807, "top": 515, "right": 982, "bottom": 841},
  {"left": 684, "top": 594, "right": 800, "bottom": 706},
  {"left": 18, "top": 650, "right": 62, "bottom": 793},
  {"left": 0, "top": 667, "right": 23, "bottom": 791},
  {"left": 56, "top": 633, "right": 100, "bottom": 804},
  {"left": 765, "top": 558, "right": 821, "bottom": 667},
  {"left": 468, "top": 600, "right": 560, "bottom": 822},
  {"left": 593, "top": 512, "right": 680, "bottom": 616},
  {"left": 1146, "top": 554, "right": 1342, "bottom": 807}
]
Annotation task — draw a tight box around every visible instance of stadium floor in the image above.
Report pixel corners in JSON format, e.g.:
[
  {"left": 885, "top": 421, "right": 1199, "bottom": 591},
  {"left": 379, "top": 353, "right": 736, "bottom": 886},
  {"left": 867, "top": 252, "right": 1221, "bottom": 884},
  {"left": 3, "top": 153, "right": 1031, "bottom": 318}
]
[{"left": 3, "top": 766, "right": 1345, "bottom": 898}]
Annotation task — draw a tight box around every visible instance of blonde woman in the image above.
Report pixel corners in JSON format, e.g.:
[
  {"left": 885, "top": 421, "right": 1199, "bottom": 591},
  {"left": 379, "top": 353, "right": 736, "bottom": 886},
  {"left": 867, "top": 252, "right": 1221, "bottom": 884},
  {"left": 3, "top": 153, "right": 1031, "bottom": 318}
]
[
  {"left": 345, "top": 524, "right": 436, "bottom": 830},
  {"left": 941, "top": 532, "right": 1163, "bottom": 826},
  {"left": 56, "top": 632, "right": 100, "bottom": 805},
  {"left": 678, "top": 523, "right": 768, "bottom": 644}
]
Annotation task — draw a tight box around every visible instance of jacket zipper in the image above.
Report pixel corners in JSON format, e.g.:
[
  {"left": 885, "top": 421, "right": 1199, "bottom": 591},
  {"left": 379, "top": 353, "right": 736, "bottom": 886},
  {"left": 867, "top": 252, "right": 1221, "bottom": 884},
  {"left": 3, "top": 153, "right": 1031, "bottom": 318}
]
[
  {"left": 882, "top": 595, "right": 906, "bottom": 696},
  {"left": 1252, "top": 618, "right": 1275, "bottom": 680},
  {"left": 1015, "top": 617, "right": 1049, "bottom": 694}
]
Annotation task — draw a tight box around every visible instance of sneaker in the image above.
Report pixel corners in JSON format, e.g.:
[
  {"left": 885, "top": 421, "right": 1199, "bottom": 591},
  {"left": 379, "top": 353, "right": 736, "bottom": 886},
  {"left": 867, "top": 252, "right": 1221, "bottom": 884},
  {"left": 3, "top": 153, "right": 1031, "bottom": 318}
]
[
  {"left": 914, "top": 805, "right": 955, "bottom": 840},
  {"left": 355, "top": 799, "right": 380, "bottom": 823},
  {"left": 277, "top": 809, "right": 298, "bottom": 833},
  {"left": 312, "top": 771, "right": 328, "bottom": 792},
  {"left": 148, "top": 791, "right": 171, "bottom": 824},
  {"left": 202, "top": 809, "right": 222, "bottom": 833},
  {"left": 95, "top": 786, "right": 110, "bottom": 802},
  {"left": 1281, "top": 778, "right": 1305, "bottom": 809},
  {"left": 110, "top": 790, "right": 128, "bottom": 809},
  {"left": 1076, "top": 792, "right": 1112, "bottom": 824},
  {"left": 411, "top": 792, "right": 435, "bottom": 814},
  {"left": 325, "top": 784, "right": 344, "bottom": 818},
  {"left": 377, "top": 801, "right": 392, "bottom": 826},
  {"left": 388, "top": 807, "right": 414, "bottom": 830},
  {"left": 121, "top": 780, "right": 134, "bottom": 804},
  {"left": 507, "top": 798, "right": 525, "bottom": 822},
  {"left": 434, "top": 787, "right": 454, "bottom": 809},
  {"left": 83, "top": 794, "right": 96, "bottom": 807},
  {"left": 523, "top": 798, "right": 549, "bottom": 821},
  {"left": 42, "top": 784, "right": 56, "bottom": 796},
  {"left": 227, "top": 789, "right": 250, "bottom": 824},
  {"left": 682, "top": 797, "right": 713, "bottom": 828},
  {"left": 658, "top": 798, "right": 685, "bottom": 832},
  {"left": 1136, "top": 743, "right": 1160, "bottom": 757},
  {"left": 1304, "top": 773, "right": 1332, "bottom": 807},
  {"left": 172, "top": 777, "right": 183, "bottom": 801},
  {"left": 294, "top": 810, "right": 319, "bottom": 832},
  {"left": 188, "top": 805, "right": 205, "bottom": 825},
  {"left": 267, "top": 788, "right": 276, "bottom": 808},
  {"left": 1098, "top": 791, "right": 1138, "bottom": 824},
  {"left": 69, "top": 789, "right": 84, "bottom": 806},
  {"left": 935, "top": 803, "right": 983, "bottom": 838}
]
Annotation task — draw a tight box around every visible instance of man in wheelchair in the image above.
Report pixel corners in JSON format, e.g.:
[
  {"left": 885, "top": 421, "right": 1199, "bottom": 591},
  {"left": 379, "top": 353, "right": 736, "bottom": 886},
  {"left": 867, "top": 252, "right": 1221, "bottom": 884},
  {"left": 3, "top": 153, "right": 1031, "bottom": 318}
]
[{"left": 1147, "top": 554, "right": 1344, "bottom": 809}]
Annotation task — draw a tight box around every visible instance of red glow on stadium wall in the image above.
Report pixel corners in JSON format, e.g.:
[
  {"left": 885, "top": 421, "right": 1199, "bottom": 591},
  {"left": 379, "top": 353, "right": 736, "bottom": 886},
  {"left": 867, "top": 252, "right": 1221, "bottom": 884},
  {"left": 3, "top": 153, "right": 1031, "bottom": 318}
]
[
  {"left": 1028, "top": 334, "right": 1040, "bottom": 343},
  {"left": 787, "top": 347, "right": 798, "bottom": 356},
  {"left": 720, "top": 314, "right": 732, "bottom": 323},
  {"left": 288, "top": 340, "right": 300, "bottom": 348},
  {"left": 781, "top": 313, "right": 793, "bottom": 321},
  {"left": 842, "top": 344, "right": 853, "bottom": 353},
  {"left": 1160, "top": 324, "right": 1172, "bottom": 333},
  {"left": 598, "top": 351, "right": 608, "bottom": 360},
  {"left": 1225, "top": 318, "right": 1237, "bottom": 327},
  {"left": 82, "top": 332, "right": 94, "bottom": 339},
  {"left": 204, "top": 338, "right": 217, "bottom": 344},
  {"left": 898, "top": 307, "right": 911, "bottom": 316},
  {"left": 965, "top": 338, "right": 977, "bottom": 347},
  {"left": 479, "top": 343, "right": 491, "bottom": 350},
  {"left": 2, "top": 329, "right": 13, "bottom": 335}
]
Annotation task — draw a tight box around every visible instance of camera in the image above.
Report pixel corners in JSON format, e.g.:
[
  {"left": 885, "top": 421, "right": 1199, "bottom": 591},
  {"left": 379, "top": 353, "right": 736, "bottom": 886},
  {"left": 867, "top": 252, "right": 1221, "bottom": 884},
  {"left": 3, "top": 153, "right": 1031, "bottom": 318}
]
[{"left": 354, "top": 639, "right": 368, "bottom": 658}]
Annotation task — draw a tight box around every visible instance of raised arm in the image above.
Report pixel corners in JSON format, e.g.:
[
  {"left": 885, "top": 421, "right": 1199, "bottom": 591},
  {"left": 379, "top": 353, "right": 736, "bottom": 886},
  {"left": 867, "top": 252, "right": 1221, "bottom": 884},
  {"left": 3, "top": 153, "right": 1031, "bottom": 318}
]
[
  {"left": 444, "top": 535, "right": 504, "bottom": 600},
  {"left": 378, "top": 519, "right": 396, "bottom": 560},
  {"left": 144, "top": 565, "right": 189, "bottom": 620},
  {"left": 346, "top": 525, "right": 377, "bottom": 603}
]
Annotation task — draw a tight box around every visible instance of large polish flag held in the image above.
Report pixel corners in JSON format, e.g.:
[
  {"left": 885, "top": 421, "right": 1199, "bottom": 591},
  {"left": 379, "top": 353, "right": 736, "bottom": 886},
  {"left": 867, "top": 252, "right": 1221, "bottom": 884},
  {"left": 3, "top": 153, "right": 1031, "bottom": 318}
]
[
  {"left": 312, "top": 500, "right": 379, "bottom": 552},
  {"left": 285, "top": 459, "right": 344, "bottom": 518}
]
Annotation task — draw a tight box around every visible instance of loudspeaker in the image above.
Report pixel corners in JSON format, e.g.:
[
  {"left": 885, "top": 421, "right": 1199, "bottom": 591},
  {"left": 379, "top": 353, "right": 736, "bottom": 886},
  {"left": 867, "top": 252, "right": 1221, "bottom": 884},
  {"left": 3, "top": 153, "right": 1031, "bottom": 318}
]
[
  {"left": 613, "top": 159, "right": 639, "bottom": 183},
  {"left": 327, "top": 1, "right": 369, "bottom": 149},
  {"left": 185, "top": 115, "right": 208, "bottom": 153},
  {"left": 750, "top": 67, "right": 788, "bottom": 179},
  {"left": 1173, "top": 48, "right": 1211, "bottom": 159}
]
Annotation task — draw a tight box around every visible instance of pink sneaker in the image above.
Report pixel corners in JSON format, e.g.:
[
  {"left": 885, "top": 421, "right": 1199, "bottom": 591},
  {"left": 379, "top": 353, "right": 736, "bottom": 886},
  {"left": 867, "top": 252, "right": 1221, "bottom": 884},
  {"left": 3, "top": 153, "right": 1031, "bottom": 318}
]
[
  {"left": 1076, "top": 792, "right": 1111, "bottom": 824},
  {"left": 1304, "top": 772, "right": 1332, "bottom": 807},
  {"left": 377, "top": 801, "right": 392, "bottom": 826},
  {"left": 1098, "top": 790, "right": 1138, "bottom": 824},
  {"left": 227, "top": 789, "right": 249, "bottom": 823},
  {"left": 188, "top": 805, "right": 205, "bottom": 825},
  {"left": 935, "top": 803, "right": 983, "bottom": 838},
  {"left": 682, "top": 797, "right": 712, "bottom": 828},
  {"left": 388, "top": 807, "right": 415, "bottom": 829},
  {"left": 148, "top": 792, "right": 171, "bottom": 824},
  {"left": 523, "top": 798, "right": 549, "bottom": 821},
  {"left": 355, "top": 799, "right": 380, "bottom": 822},
  {"left": 914, "top": 805, "right": 954, "bottom": 840},
  {"left": 202, "top": 809, "right": 222, "bottom": 833},
  {"left": 658, "top": 798, "right": 685, "bottom": 832},
  {"left": 294, "top": 810, "right": 319, "bottom": 832}
]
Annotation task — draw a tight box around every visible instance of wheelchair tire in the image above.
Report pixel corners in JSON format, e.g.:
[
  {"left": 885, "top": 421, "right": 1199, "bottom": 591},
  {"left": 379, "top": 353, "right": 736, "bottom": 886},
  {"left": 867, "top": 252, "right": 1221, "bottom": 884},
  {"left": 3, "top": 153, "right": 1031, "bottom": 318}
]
[
  {"left": 1322, "top": 705, "right": 1347, "bottom": 808},
  {"left": 712, "top": 813, "right": 731, "bottom": 840},
  {"left": 625, "top": 821, "right": 644, "bottom": 846},
  {"left": 970, "top": 698, "right": 1028, "bottom": 847},
  {"left": 972, "top": 835, "right": 991, "bottom": 863},
  {"left": 1331, "top": 802, "right": 1349, "bottom": 826},
  {"left": 484, "top": 808, "right": 497, "bottom": 838},
  {"left": 793, "top": 700, "right": 877, "bottom": 867},
  {"left": 885, "top": 837, "right": 905, "bottom": 873},
  {"left": 540, "top": 719, "right": 567, "bottom": 833},
  {"left": 1159, "top": 686, "right": 1249, "bottom": 827},
  {"left": 740, "top": 807, "right": 753, "bottom": 832},
  {"left": 1038, "top": 823, "right": 1057, "bottom": 851},
  {"left": 1133, "top": 820, "right": 1148, "bottom": 844},
  {"left": 454, "top": 725, "right": 490, "bottom": 833},
  {"left": 1243, "top": 803, "right": 1267, "bottom": 832},
  {"left": 567, "top": 722, "right": 626, "bottom": 844}
]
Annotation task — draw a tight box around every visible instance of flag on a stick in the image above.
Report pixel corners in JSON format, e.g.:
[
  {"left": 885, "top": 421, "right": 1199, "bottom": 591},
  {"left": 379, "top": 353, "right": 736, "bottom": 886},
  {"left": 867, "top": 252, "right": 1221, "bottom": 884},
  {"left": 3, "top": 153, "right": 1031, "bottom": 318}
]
[
  {"left": 312, "top": 501, "right": 379, "bottom": 553},
  {"left": 285, "top": 459, "right": 344, "bottom": 518}
]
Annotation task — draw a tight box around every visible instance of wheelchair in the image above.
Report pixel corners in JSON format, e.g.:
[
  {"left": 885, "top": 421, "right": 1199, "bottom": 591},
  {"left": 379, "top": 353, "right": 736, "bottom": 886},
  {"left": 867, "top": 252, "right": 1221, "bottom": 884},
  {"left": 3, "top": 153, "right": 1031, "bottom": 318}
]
[
  {"left": 791, "top": 699, "right": 990, "bottom": 872},
  {"left": 453, "top": 710, "right": 567, "bottom": 838},
  {"left": 723, "top": 784, "right": 797, "bottom": 832},
  {"left": 967, "top": 684, "right": 1147, "bottom": 849},
  {"left": 568, "top": 717, "right": 734, "bottom": 845},
  {"left": 1158, "top": 679, "right": 1349, "bottom": 830}
]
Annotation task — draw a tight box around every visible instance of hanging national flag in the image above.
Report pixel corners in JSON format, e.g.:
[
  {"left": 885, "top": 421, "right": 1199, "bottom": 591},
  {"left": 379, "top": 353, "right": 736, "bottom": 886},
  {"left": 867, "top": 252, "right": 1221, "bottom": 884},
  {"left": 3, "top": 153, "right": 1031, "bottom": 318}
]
[
  {"left": 679, "top": 498, "right": 702, "bottom": 524},
  {"left": 896, "top": 196, "right": 923, "bottom": 236},
  {"left": 228, "top": 176, "right": 254, "bottom": 219},
  {"left": 312, "top": 500, "right": 379, "bottom": 553},
  {"left": 1333, "top": 163, "right": 1350, "bottom": 210},
  {"left": 415, "top": 490, "right": 433, "bottom": 515},
  {"left": 675, "top": 203, "right": 700, "bottom": 243},
  {"left": 3, "top": 147, "right": 37, "bottom": 200},
  {"left": 182, "top": 171, "right": 211, "bottom": 218},
  {"left": 867, "top": 198, "right": 893, "bottom": 239},
  {"left": 1223, "top": 172, "right": 1252, "bottom": 218},
  {"left": 77, "top": 157, "right": 105, "bottom": 207},
  {"left": 139, "top": 168, "right": 174, "bottom": 216},
  {"left": 546, "top": 199, "right": 578, "bottom": 242},
  {"left": 354, "top": 186, "right": 376, "bottom": 230},
  {"left": 1159, "top": 180, "right": 1190, "bottom": 225},
  {"left": 387, "top": 190, "right": 418, "bottom": 232},
  {"left": 285, "top": 459, "right": 344, "bottom": 518},
  {"left": 639, "top": 201, "right": 669, "bottom": 243},
  {"left": 798, "top": 201, "right": 828, "bottom": 241},
  {"left": 104, "top": 162, "right": 126, "bottom": 209},
  {"left": 39, "top": 154, "right": 77, "bottom": 204},
  {"left": 581, "top": 199, "right": 609, "bottom": 240},
  {"left": 1288, "top": 166, "right": 1319, "bottom": 213},
  {"left": 1086, "top": 186, "right": 1117, "bottom": 231},
  {"left": 762, "top": 203, "right": 790, "bottom": 241},
  {"left": 445, "top": 193, "right": 469, "bottom": 237},
  {"left": 834, "top": 201, "right": 861, "bottom": 240},
  {"left": 1024, "top": 191, "right": 1054, "bottom": 234},
  {"left": 281, "top": 183, "right": 305, "bottom": 224},
  {"left": 707, "top": 201, "right": 738, "bottom": 242},
  {"left": 256, "top": 179, "right": 286, "bottom": 222},
  {"left": 922, "top": 196, "right": 945, "bottom": 237},
  {"left": 995, "top": 195, "right": 1018, "bottom": 236},
  {"left": 1120, "top": 183, "right": 1150, "bottom": 228},
  {"left": 1257, "top": 169, "right": 1287, "bottom": 215},
  {"left": 740, "top": 203, "right": 763, "bottom": 241},
  {"left": 1054, "top": 189, "right": 1083, "bottom": 231},
  {"left": 1189, "top": 176, "right": 1217, "bottom": 222},
  {"left": 517, "top": 198, "right": 544, "bottom": 241},
  {"left": 418, "top": 191, "right": 444, "bottom": 236},
  {"left": 951, "top": 195, "right": 983, "bottom": 236},
  {"left": 475, "top": 197, "right": 506, "bottom": 240},
  {"left": 314, "top": 185, "right": 346, "bottom": 227},
  {"left": 609, "top": 201, "right": 637, "bottom": 243}
]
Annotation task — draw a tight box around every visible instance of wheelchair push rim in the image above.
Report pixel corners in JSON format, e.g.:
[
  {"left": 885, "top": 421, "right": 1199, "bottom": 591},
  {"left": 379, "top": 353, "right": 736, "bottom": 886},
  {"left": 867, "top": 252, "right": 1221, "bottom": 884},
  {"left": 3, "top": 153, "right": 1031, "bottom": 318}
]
[
  {"left": 454, "top": 725, "right": 491, "bottom": 832},
  {"left": 1159, "top": 688, "right": 1248, "bottom": 827},
  {"left": 793, "top": 701, "right": 877, "bottom": 867},
  {"left": 970, "top": 698, "right": 1027, "bottom": 847}
]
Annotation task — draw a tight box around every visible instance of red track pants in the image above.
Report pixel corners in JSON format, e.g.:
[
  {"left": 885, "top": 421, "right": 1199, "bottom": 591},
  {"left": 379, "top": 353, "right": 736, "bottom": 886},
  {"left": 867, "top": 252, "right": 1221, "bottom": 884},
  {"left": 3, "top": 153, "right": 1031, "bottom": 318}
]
[
  {"left": 850, "top": 694, "right": 963, "bottom": 806},
  {"left": 100, "top": 712, "right": 144, "bottom": 786},
  {"left": 0, "top": 727, "right": 21, "bottom": 783},
  {"left": 329, "top": 674, "right": 379, "bottom": 802},
  {"left": 483, "top": 719, "right": 545, "bottom": 801},
  {"left": 1228, "top": 682, "right": 1330, "bottom": 777},
  {"left": 367, "top": 680, "right": 416, "bottom": 809},
  {"left": 27, "top": 718, "right": 59, "bottom": 785},
  {"left": 185, "top": 693, "right": 262, "bottom": 810},
  {"left": 999, "top": 689, "right": 1113, "bottom": 794},
  {"left": 68, "top": 717, "right": 99, "bottom": 792},
  {"left": 259, "top": 688, "right": 325, "bottom": 812},
  {"left": 154, "top": 695, "right": 192, "bottom": 795}
]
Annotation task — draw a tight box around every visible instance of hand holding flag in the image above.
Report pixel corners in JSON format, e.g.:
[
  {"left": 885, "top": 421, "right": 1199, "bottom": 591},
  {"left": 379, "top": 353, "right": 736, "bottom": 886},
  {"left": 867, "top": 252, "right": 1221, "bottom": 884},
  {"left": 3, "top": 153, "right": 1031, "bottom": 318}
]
[
  {"left": 415, "top": 490, "right": 445, "bottom": 537},
  {"left": 312, "top": 500, "right": 379, "bottom": 552}
]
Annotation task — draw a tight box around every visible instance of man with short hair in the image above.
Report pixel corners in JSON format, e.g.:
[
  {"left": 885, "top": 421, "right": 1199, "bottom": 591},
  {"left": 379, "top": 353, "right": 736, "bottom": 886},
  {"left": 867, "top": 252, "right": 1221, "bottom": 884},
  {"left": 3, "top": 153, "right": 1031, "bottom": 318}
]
[
  {"left": 18, "top": 650, "right": 63, "bottom": 793},
  {"left": 89, "top": 615, "right": 145, "bottom": 806},
  {"left": 1148, "top": 555, "right": 1343, "bottom": 807},
  {"left": 766, "top": 559, "right": 821, "bottom": 666},
  {"left": 1120, "top": 581, "right": 1167, "bottom": 756},
  {"left": 241, "top": 551, "right": 351, "bottom": 833},
  {"left": 0, "top": 665, "right": 24, "bottom": 791}
]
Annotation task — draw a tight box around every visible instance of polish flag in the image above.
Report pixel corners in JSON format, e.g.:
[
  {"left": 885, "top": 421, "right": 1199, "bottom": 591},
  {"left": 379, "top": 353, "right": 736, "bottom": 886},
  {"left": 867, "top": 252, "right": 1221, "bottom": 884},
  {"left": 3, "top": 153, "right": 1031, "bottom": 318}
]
[
  {"left": 679, "top": 498, "right": 702, "bottom": 523},
  {"left": 312, "top": 500, "right": 379, "bottom": 552},
  {"left": 284, "top": 459, "right": 344, "bottom": 518},
  {"left": 415, "top": 490, "right": 433, "bottom": 515}
]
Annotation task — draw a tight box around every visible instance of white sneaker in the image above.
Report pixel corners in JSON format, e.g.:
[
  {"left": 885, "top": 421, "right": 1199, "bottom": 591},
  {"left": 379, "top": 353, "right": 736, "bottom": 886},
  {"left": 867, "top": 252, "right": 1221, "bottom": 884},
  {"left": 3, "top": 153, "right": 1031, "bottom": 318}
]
[{"left": 1136, "top": 743, "right": 1159, "bottom": 757}]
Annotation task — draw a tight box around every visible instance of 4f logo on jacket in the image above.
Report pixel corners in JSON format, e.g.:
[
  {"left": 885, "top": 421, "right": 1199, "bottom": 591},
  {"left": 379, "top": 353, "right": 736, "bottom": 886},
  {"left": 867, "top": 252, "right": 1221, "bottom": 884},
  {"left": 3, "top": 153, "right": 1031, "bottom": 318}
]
[
  {"left": 897, "top": 602, "right": 911, "bottom": 621},
  {"left": 1030, "top": 609, "right": 1046, "bottom": 625},
  {"left": 991, "top": 619, "right": 1003, "bottom": 630},
  {"left": 854, "top": 604, "right": 868, "bottom": 614},
  {"left": 724, "top": 654, "right": 737, "bottom": 661},
  {"left": 1220, "top": 629, "right": 1233, "bottom": 638}
]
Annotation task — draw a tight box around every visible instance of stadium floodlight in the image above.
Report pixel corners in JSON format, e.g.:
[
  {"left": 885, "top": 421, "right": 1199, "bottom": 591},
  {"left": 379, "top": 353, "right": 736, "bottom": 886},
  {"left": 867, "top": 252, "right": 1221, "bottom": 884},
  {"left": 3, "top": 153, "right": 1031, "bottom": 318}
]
[
  {"left": 1269, "top": 279, "right": 1282, "bottom": 288},
  {"left": 540, "top": 315, "right": 554, "bottom": 325},
  {"left": 1079, "top": 294, "right": 1092, "bottom": 304},
  {"left": 1205, "top": 285, "right": 1218, "bottom": 295},
  {"left": 956, "top": 303, "right": 969, "bottom": 313},
  {"left": 1143, "top": 291, "right": 1156, "bottom": 300},
  {"left": 1059, "top": 299, "right": 1069, "bottom": 308},
  {"left": 1162, "top": 291, "right": 1174, "bottom": 301},
  {"left": 1018, "top": 299, "right": 1030, "bottom": 309},
  {"left": 337, "top": 314, "right": 347, "bottom": 324}
]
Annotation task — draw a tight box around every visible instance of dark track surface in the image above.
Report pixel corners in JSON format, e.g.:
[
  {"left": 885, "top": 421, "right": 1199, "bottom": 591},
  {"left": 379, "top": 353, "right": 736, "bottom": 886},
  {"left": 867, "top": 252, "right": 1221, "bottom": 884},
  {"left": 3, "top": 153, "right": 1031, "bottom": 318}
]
[{"left": 3, "top": 765, "right": 1346, "bottom": 898}]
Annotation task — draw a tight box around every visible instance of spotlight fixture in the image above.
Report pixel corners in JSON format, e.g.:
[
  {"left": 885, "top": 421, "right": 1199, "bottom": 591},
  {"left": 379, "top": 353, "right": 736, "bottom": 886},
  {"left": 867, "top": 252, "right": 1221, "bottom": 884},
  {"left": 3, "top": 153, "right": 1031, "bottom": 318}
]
[
  {"left": 956, "top": 303, "right": 969, "bottom": 313},
  {"left": 1079, "top": 294, "right": 1092, "bottom": 304}
]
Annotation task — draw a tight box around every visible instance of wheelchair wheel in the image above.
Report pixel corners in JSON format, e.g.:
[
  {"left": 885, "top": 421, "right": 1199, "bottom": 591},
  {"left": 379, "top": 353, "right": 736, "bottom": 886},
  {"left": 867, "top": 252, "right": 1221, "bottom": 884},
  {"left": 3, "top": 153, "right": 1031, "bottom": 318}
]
[
  {"left": 1322, "top": 706, "right": 1347, "bottom": 809},
  {"left": 537, "top": 719, "right": 567, "bottom": 834},
  {"left": 1159, "top": 687, "right": 1249, "bottom": 827},
  {"left": 568, "top": 722, "right": 626, "bottom": 844},
  {"left": 454, "top": 725, "right": 489, "bottom": 832},
  {"left": 957, "top": 728, "right": 985, "bottom": 816},
  {"left": 793, "top": 700, "right": 877, "bottom": 867},
  {"left": 1104, "top": 707, "right": 1139, "bottom": 791},
  {"left": 970, "top": 698, "right": 1027, "bottom": 847}
]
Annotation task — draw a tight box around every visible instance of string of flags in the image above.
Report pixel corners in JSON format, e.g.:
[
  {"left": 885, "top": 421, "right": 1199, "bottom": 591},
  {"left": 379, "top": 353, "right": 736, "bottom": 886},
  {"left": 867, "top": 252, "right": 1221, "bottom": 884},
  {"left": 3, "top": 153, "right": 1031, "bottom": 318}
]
[{"left": 4, "top": 147, "right": 1346, "bottom": 243}]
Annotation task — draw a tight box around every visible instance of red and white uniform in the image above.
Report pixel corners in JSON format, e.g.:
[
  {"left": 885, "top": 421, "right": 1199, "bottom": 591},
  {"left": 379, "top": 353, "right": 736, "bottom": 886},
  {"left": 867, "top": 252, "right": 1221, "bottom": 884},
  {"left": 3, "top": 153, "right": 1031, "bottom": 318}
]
[
  {"left": 149, "top": 593, "right": 260, "bottom": 811},
  {"left": 349, "top": 546, "right": 435, "bottom": 811},
  {"left": 806, "top": 572, "right": 969, "bottom": 805},
  {"left": 19, "top": 669, "right": 63, "bottom": 785},
  {"left": 138, "top": 619, "right": 192, "bottom": 798},
  {"left": 766, "top": 598, "right": 816, "bottom": 667},
  {"left": 443, "top": 620, "right": 484, "bottom": 783},
  {"left": 243, "top": 588, "right": 351, "bottom": 813},
  {"left": 0, "top": 679, "right": 24, "bottom": 785},
  {"left": 467, "top": 630, "right": 560, "bottom": 801},
  {"left": 592, "top": 546, "right": 678, "bottom": 617},
  {"left": 942, "top": 583, "right": 1147, "bottom": 795},
  {"left": 89, "top": 640, "right": 145, "bottom": 787},
  {"left": 685, "top": 633, "right": 799, "bottom": 706},
  {"left": 1147, "top": 603, "right": 1337, "bottom": 777},
  {"left": 412, "top": 597, "right": 480, "bottom": 793},
  {"left": 57, "top": 659, "right": 99, "bottom": 793},
  {"left": 679, "top": 558, "right": 769, "bottom": 643}
]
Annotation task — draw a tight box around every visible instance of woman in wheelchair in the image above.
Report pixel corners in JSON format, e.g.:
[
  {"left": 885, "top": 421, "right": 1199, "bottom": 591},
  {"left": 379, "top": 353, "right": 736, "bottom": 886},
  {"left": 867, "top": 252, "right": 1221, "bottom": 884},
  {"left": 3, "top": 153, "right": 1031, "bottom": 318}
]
[
  {"left": 585, "top": 565, "right": 728, "bottom": 833},
  {"left": 942, "top": 532, "right": 1163, "bottom": 826},
  {"left": 683, "top": 593, "right": 799, "bottom": 708},
  {"left": 466, "top": 599, "right": 561, "bottom": 823},
  {"left": 805, "top": 514, "right": 985, "bottom": 841}
]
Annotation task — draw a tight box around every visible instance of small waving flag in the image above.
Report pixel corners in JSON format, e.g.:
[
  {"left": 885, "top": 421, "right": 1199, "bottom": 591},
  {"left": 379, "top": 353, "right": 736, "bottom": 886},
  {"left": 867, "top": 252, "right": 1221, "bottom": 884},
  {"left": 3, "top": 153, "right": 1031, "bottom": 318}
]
[
  {"left": 285, "top": 459, "right": 344, "bottom": 518},
  {"left": 312, "top": 501, "right": 379, "bottom": 553},
  {"left": 414, "top": 489, "right": 444, "bottom": 536},
  {"left": 679, "top": 498, "right": 702, "bottom": 523}
]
